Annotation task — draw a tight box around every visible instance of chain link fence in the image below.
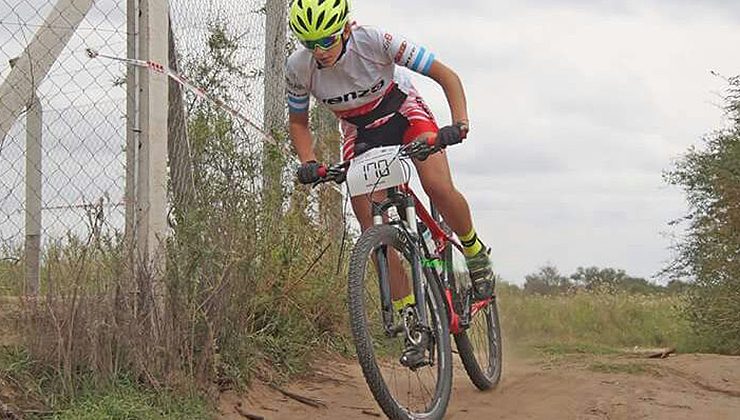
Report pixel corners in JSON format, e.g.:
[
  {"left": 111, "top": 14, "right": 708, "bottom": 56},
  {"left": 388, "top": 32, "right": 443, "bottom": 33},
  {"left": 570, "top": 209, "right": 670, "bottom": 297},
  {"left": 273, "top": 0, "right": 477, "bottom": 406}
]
[
  {"left": 0, "top": 1, "right": 311, "bottom": 294},
  {"left": 168, "top": 0, "right": 275, "bottom": 205},
  {"left": 0, "top": 1, "right": 352, "bottom": 390},
  {"left": 0, "top": 0, "right": 127, "bottom": 262}
]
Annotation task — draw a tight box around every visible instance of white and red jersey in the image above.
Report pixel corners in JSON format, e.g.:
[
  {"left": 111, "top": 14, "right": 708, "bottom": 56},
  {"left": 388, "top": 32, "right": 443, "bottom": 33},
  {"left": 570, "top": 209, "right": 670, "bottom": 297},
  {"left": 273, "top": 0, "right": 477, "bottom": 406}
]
[{"left": 286, "top": 24, "right": 436, "bottom": 117}]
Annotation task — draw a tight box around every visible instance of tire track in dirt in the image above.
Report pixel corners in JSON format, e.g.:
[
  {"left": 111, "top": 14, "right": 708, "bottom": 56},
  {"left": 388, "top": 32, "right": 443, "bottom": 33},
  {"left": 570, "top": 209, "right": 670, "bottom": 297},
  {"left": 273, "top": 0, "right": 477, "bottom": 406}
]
[{"left": 218, "top": 352, "right": 740, "bottom": 419}]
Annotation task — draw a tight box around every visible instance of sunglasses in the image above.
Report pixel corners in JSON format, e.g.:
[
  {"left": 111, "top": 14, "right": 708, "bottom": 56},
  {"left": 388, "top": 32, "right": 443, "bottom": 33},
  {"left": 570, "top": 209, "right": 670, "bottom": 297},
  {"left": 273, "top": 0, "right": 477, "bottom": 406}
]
[{"left": 301, "top": 31, "right": 343, "bottom": 51}]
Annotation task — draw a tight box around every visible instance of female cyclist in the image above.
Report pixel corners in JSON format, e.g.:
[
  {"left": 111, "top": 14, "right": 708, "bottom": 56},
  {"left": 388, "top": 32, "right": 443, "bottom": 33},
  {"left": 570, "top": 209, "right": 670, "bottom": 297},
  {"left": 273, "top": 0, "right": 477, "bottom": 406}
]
[{"left": 286, "top": 0, "right": 494, "bottom": 318}]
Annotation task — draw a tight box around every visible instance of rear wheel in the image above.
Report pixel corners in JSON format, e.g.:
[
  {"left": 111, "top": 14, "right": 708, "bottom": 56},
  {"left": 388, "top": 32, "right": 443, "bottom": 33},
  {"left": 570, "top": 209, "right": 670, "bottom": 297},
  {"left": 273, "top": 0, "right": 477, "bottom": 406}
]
[
  {"left": 446, "top": 245, "right": 503, "bottom": 390},
  {"left": 348, "top": 224, "right": 452, "bottom": 420},
  {"left": 454, "top": 298, "right": 503, "bottom": 390}
]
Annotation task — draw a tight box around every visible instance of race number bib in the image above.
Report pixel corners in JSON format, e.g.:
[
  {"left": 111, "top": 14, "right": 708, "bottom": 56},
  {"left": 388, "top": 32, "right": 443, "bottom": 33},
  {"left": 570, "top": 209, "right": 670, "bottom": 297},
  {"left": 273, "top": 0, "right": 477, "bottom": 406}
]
[{"left": 346, "top": 145, "right": 407, "bottom": 197}]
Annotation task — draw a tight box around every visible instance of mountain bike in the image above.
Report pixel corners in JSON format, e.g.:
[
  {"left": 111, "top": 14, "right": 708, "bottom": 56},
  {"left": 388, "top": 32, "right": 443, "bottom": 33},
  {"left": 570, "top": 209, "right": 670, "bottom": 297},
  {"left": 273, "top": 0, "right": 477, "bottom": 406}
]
[{"left": 312, "top": 136, "right": 503, "bottom": 419}]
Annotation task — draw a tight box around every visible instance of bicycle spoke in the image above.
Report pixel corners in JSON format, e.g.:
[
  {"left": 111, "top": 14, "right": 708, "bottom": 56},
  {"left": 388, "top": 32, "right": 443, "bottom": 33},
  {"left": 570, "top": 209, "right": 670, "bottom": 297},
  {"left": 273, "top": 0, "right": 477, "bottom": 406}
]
[{"left": 454, "top": 292, "right": 503, "bottom": 389}]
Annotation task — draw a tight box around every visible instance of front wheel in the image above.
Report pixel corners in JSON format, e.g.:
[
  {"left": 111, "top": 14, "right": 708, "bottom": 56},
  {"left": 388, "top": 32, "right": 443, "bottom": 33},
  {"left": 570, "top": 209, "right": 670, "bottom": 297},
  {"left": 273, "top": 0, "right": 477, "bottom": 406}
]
[{"left": 348, "top": 224, "right": 452, "bottom": 420}]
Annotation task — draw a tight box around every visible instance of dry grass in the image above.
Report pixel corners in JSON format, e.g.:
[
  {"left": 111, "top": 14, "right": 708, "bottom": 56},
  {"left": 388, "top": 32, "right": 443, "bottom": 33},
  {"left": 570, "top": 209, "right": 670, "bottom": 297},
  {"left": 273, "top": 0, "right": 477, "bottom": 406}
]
[{"left": 497, "top": 285, "right": 694, "bottom": 352}]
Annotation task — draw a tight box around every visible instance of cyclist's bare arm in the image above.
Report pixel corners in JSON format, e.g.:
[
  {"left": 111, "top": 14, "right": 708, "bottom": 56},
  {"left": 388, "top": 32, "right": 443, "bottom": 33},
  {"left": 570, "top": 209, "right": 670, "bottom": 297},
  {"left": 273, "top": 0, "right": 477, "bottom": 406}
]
[
  {"left": 289, "top": 111, "right": 317, "bottom": 163},
  {"left": 426, "top": 60, "right": 469, "bottom": 125}
]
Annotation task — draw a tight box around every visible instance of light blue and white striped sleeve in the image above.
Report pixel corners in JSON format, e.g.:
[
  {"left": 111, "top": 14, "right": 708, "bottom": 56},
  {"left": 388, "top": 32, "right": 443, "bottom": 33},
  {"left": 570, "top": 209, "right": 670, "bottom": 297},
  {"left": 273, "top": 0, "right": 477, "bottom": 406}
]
[
  {"left": 286, "top": 61, "right": 310, "bottom": 114},
  {"left": 376, "top": 29, "right": 435, "bottom": 76},
  {"left": 287, "top": 90, "right": 309, "bottom": 113},
  {"left": 398, "top": 42, "right": 436, "bottom": 75}
]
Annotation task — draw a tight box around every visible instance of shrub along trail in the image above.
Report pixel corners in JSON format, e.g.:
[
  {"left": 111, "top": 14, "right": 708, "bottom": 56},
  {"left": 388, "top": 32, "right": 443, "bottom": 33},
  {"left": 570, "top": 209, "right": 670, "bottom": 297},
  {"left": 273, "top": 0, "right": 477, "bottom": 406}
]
[{"left": 218, "top": 348, "right": 740, "bottom": 419}]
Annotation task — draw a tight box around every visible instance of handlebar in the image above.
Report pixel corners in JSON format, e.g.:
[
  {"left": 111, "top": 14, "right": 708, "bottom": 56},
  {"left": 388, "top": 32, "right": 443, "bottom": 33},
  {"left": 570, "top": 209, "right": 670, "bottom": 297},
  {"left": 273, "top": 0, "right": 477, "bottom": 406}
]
[
  {"left": 313, "top": 160, "right": 351, "bottom": 186},
  {"left": 313, "top": 134, "right": 440, "bottom": 187}
]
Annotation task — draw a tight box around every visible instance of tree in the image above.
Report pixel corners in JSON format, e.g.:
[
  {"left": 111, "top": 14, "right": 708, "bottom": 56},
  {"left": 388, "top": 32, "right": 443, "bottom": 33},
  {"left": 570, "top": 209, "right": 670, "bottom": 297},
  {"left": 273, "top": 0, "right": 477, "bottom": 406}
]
[
  {"left": 571, "top": 266, "right": 659, "bottom": 294},
  {"left": 665, "top": 279, "right": 689, "bottom": 295},
  {"left": 523, "top": 264, "right": 572, "bottom": 295},
  {"left": 665, "top": 75, "right": 740, "bottom": 354},
  {"left": 570, "top": 266, "right": 624, "bottom": 291}
]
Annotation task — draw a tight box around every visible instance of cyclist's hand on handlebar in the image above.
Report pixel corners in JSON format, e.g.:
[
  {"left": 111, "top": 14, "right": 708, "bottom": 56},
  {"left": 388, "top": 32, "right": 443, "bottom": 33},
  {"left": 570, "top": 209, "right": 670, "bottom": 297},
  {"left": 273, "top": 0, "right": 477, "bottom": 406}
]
[
  {"left": 437, "top": 121, "right": 469, "bottom": 147},
  {"left": 296, "top": 160, "right": 325, "bottom": 184},
  {"left": 406, "top": 121, "right": 469, "bottom": 160}
]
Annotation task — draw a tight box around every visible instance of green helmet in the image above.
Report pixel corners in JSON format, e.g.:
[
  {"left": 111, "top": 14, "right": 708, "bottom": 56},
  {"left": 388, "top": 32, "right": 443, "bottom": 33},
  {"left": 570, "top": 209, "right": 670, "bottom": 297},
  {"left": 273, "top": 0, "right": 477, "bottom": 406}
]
[{"left": 289, "top": 0, "right": 350, "bottom": 41}]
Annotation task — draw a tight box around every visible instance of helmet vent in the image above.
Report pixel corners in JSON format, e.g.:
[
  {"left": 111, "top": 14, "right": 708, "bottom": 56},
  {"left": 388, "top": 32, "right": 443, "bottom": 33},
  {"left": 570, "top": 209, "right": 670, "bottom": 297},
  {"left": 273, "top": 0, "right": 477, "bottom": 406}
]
[
  {"left": 318, "top": 0, "right": 326, "bottom": 5},
  {"left": 296, "top": 15, "right": 309, "bottom": 32},
  {"left": 316, "top": 10, "right": 325, "bottom": 29},
  {"left": 297, "top": 0, "right": 303, "bottom": 9},
  {"left": 324, "top": 14, "right": 337, "bottom": 30},
  {"left": 333, "top": 0, "right": 341, "bottom": 7},
  {"left": 306, "top": 7, "right": 313, "bottom": 24}
]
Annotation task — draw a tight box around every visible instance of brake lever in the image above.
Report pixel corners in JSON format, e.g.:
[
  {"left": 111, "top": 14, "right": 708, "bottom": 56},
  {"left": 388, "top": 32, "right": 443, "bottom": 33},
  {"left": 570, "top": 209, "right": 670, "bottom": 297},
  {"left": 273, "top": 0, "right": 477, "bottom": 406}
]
[
  {"left": 329, "top": 161, "right": 351, "bottom": 184},
  {"left": 331, "top": 169, "right": 347, "bottom": 184},
  {"left": 403, "top": 140, "right": 437, "bottom": 161},
  {"left": 311, "top": 162, "right": 349, "bottom": 187}
]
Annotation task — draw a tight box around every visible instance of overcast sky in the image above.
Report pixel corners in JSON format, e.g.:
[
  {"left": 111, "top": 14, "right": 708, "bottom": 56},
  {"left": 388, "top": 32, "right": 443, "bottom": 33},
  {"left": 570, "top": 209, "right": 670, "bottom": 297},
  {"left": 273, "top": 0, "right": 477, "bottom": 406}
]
[
  {"left": 352, "top": 0, "right": 740, "bottom": 283},
  {"left": 3, "top": 1, "right": 739, "bottom": 284}
]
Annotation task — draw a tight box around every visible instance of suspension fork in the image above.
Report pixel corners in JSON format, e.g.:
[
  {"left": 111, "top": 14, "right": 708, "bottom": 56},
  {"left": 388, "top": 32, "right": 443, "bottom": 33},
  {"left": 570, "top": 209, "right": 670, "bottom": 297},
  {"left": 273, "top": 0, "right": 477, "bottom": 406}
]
[
  {"left": 370, "top": 193, "right": 430, "bottom": 333},
  {"left": 370, "top": 200, "right": 398, "bottom": 336},
  {"left": 374, "top": 247, "right": 395, "bottom": 335},
  {"left": 399, "top": 194, "right": 430, "bottom": 328}
]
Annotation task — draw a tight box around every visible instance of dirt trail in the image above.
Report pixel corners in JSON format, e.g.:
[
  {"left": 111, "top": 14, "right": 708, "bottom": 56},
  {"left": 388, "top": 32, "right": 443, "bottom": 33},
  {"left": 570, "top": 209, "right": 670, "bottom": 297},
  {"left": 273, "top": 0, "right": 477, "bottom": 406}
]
[{"left": 218, "top": 349, "right": 740, "bottom": 419}]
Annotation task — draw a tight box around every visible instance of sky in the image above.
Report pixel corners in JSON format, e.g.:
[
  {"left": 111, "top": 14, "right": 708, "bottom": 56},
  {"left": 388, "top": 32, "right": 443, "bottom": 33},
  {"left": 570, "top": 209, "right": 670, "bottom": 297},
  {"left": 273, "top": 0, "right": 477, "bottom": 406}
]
[
  {"left": 351, "top": 0, "right": 740, "bottom": 283},
  {"left": 2, "top": 1, "right": 740, "bottom": 284}
]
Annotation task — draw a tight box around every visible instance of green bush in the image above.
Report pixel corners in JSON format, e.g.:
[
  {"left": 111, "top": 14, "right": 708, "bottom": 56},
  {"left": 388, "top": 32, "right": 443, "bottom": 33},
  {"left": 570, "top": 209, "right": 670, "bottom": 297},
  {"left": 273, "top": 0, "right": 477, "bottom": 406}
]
[{"left": 666, "top": 75, "right": 740, "bottom": 355}]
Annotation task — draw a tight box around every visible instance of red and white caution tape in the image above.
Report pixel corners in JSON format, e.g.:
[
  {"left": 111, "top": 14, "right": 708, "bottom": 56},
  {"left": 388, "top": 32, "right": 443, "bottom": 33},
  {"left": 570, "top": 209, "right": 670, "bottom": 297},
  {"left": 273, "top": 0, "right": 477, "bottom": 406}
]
[
  {"left": 85, "top": 48, "right": 292, "bottom": 158},
  {"left": 85, "top": 48, "right": 352, "bottom": 195}
]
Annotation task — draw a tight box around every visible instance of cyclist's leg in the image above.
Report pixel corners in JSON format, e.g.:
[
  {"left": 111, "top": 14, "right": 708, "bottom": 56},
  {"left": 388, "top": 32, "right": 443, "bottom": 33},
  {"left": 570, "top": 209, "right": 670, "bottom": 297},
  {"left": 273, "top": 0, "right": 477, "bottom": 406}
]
[
  {"left": 410, "top": 134, "right": 474, "bottom": 237},
  {"left": 398, "top": 88, "right": 477, "bottom": 240},
  {"left": 400, "top": 87, "right": 494, "bottom": 299},
  {"left": 412, "top": 133, "right": 494, "bottom": 300},
  {"left": 351, "top": 194, "right": 412, "bottom": 303},
  {"left": 342, "top": 116, "right": 412, "bottom": 306}
]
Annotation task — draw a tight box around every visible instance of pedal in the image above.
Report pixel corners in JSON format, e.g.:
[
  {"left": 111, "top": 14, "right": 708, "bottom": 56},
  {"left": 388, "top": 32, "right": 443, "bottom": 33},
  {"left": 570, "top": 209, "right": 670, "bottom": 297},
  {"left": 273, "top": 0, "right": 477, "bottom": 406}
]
[
  {"left": 459, "top": 316, "right": 471, "bottom": 330},
  {"left": 399, "top": 347, "right": 432, "bottom": 370},
  {"left": 386, "top": 324, "right": 405, "bottom": 337}
]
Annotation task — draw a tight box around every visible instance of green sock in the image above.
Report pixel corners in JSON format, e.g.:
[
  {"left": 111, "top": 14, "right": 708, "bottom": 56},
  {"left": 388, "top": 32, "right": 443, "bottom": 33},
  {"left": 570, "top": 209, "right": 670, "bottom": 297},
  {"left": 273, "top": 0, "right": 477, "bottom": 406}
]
[
  {"left": 460, "top": 227, "right": 484, "bottom": 257},
  {"left": 392, "top": 293, "right": 416, "bottom": 312}
]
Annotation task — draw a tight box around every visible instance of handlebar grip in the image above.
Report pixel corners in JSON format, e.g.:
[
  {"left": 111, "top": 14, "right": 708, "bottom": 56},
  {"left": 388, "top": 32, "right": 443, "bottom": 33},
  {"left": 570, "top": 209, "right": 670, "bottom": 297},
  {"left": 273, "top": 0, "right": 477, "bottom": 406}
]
[
  {"left": 317, "top": 165, "right": 328, "bottom": 178},
  {"left": 425, "top": 134, "right": 438, "bottom": 147}
]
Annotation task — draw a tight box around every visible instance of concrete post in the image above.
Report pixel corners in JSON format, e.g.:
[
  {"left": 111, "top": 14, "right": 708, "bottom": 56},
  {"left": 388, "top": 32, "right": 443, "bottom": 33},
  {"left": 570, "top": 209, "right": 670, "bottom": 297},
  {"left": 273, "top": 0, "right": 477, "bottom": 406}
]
[
  {"left": 263, "top": 0, "right": 287, "bottom": 133},
  {"left": 25, "top": 91, "right": 42, "bottom": 296},
  {"left": 261, "top": 0, "right": 287, "bottom": 206},
  {"left": 131, "top": 0, "right": 169, "bottom": 325},
  {"left": 125, "top": 0, "right": 139, "bottom": 252},
  {"left": 0, "top": 0, "right": 94, "bottom": 149}
]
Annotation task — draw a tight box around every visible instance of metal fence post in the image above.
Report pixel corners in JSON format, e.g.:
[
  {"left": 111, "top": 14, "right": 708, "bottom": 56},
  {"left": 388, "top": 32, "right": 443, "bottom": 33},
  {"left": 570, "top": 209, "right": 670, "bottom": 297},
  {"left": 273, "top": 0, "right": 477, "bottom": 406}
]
[{"left": 125, "top": 0, "right": 139, "bottom": 254}]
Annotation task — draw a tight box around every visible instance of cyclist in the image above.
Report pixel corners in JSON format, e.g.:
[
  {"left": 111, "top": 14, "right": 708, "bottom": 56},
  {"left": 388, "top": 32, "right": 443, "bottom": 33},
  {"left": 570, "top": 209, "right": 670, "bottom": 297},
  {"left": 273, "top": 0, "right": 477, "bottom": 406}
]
[{"left": 287, "top": 0, "right": 493, "bottom": 315}]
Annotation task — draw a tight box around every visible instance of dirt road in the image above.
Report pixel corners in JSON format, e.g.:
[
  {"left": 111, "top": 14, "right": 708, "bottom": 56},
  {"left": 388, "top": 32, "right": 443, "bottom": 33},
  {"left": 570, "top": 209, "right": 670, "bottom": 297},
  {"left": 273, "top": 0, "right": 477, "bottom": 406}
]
[{"left": 218, "top": 349, "right": 740, "bottom": 419}]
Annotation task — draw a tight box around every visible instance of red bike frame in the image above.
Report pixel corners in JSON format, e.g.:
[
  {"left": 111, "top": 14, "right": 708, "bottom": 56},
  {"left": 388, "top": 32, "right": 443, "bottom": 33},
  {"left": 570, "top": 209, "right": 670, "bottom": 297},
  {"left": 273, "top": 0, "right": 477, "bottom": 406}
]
[{"left": 399, "top": 184, "right": 492, "bottom": 335}]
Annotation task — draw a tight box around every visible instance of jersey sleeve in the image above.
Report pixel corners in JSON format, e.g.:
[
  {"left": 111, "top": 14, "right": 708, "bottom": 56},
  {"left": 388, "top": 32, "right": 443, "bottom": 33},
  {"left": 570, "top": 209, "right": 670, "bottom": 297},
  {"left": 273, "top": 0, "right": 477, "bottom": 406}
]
[
  {"left": 286, "top": 55, "right": 310, "bottom": 113},
  {"left": 363, "top": 26, "right": 436, "bottom": 76}
]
